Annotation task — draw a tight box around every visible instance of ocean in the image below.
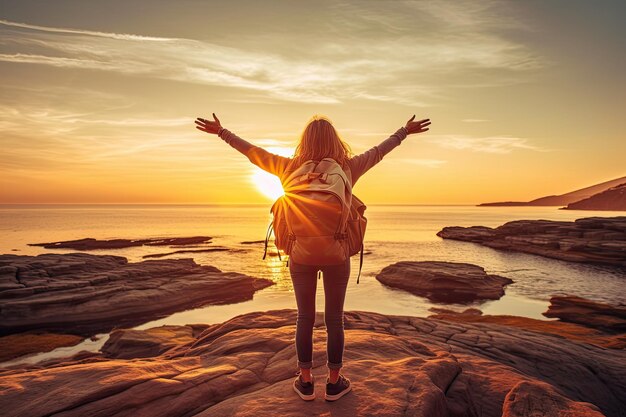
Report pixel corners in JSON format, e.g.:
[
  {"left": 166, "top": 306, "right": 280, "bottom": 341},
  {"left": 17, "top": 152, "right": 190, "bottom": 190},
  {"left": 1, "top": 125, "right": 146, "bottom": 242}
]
[{"left": 1, "top": 204, "right": 624, "bottom": 365}]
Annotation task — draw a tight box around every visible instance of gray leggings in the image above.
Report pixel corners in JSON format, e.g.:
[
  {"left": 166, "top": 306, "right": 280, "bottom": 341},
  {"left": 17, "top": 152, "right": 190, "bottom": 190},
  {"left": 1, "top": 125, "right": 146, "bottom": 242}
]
[{"left": 289, "top": 257, "right": 351, "bottom": 370}]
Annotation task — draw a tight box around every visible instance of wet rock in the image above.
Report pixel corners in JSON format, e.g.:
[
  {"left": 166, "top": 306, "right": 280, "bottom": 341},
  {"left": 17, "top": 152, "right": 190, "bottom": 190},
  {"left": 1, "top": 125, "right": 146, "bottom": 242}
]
[
  {"left": 29, "top": 236, "right": 213, "bottom": 250},
  {"left": 0, "top": 253, "right": 274, "bottom": 336},
  {"left": 376, "top": 261, "right": 513, "bottom": 303},
  {"left": 436, "top": 216, "right": 626, "bottom": 267}
]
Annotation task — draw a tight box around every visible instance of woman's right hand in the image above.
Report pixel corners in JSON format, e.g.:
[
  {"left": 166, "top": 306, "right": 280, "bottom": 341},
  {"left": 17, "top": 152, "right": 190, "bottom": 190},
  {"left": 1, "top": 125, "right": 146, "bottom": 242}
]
[
  {"left": 195, "top": 113, "right": 222, "bottom": 135},
  {"left": 405, "top": 115, "right": 431, "bottom": 135}
]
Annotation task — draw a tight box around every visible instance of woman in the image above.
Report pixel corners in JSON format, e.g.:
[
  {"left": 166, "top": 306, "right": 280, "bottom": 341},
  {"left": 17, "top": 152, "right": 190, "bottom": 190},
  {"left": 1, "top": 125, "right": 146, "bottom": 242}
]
[{"left": 195, "top": 114, "right": 431, "bottom": 401}]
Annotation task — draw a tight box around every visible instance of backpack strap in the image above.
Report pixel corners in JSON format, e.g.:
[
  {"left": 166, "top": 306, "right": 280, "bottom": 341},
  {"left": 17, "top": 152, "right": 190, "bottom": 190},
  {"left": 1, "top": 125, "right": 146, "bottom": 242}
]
[
  {"left": 355, "top": 212, "right": 364, "bottom": 284},
  {"left": 262, "top": 220, "right": 273, "bottom": 260},
  {"left": 356, "top": 243, "right": 364, "bottom": 284},
  {"left": 262, "top": 218, "right": 283, "bottom": 261}
]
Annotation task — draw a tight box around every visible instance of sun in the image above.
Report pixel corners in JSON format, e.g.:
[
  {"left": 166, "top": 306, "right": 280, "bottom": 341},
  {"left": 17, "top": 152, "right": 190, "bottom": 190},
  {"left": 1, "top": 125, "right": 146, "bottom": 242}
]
[{"left": 251, "top": 146, "right": 293, "bottom": 200}]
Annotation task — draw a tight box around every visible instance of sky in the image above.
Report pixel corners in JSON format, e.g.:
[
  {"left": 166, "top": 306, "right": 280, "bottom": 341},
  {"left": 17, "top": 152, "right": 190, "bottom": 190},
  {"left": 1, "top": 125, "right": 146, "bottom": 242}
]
[{"left": 1, "top": 0, "right": 625, "bottom": 204}]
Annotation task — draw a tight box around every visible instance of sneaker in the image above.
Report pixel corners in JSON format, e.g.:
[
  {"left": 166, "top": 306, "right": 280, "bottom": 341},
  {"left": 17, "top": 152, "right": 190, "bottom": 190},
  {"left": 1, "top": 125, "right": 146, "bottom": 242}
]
[
  {"left": 293, "top": 371, "right": 315, "bottom": 401},
  {"left": 325, "top": 374, "right": 351, "bottom": 401}
]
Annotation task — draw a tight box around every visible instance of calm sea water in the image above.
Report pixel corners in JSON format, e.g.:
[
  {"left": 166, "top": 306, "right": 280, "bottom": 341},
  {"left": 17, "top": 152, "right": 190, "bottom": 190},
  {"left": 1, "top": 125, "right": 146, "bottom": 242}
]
[{"left": 1, "top": 204, "right": 624, "bottom": 366}]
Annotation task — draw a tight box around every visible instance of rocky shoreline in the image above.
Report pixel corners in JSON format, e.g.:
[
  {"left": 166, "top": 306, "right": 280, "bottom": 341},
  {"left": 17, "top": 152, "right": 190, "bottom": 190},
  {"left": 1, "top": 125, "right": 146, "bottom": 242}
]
[
  {"left": 437, "top": 216, "right": 626, "bottom": 267},
  {"left": 1, "top": 227, "right": 625, "bottom": 416},
  {"left": 1, "top": 308, "right": 623, "bottom": 416}
]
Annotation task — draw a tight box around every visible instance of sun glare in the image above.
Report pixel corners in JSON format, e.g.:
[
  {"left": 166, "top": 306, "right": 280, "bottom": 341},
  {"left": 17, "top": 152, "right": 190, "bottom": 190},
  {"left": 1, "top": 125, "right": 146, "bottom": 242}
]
[{"left": 251, "top": 146, "right": 293, "bottom": 201}]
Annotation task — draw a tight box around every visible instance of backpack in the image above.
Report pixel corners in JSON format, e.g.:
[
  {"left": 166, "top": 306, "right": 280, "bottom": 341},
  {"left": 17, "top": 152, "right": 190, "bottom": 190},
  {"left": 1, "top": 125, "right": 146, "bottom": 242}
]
[{"left": 262, "top": 158, "right": 368, "bottom": 283}]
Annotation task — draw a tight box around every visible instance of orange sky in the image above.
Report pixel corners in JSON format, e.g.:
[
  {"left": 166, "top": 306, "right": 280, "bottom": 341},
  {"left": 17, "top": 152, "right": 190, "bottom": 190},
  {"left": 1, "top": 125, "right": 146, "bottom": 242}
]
[{"left": 1, "top": 1, "right": 624, "bottom": 204}]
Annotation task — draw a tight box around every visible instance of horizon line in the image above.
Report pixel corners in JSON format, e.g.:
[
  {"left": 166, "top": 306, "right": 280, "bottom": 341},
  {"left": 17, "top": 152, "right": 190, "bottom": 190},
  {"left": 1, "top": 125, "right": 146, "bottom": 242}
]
[{"left": 0, "top": 202, "right": 481, "bottom": 207}]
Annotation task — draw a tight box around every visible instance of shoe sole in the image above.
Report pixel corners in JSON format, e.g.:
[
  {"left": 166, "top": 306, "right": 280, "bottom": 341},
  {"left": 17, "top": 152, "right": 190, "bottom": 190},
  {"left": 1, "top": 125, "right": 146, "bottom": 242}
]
[
  {"left": 293, "top": 383, "right": 315, "bottom": 401},
  {"left": 324, "top": 384, "right": 352, "bottom": 401}
]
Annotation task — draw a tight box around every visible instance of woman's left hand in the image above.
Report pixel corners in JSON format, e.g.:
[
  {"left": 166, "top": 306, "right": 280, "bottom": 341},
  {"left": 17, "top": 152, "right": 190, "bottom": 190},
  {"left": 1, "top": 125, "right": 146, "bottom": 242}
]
[
  {"left": 195, "top": 113, "right": 222, "bottom": 135},
  {"left": 405, "top": 115, "right": 431, "bottom": 135}
]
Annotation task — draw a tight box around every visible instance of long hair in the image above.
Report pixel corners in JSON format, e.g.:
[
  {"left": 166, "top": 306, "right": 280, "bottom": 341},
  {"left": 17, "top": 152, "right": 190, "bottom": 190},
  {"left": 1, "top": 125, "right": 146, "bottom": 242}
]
[{"left": 292, "top": 115, "right": 352, "bottom": 167}]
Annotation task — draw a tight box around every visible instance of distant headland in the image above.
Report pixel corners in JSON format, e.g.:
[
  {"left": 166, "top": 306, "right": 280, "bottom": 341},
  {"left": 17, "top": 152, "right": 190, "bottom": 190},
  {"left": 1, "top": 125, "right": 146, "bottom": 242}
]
[{"left": 478, "top": 175, "right": 626, "bottom": 211}]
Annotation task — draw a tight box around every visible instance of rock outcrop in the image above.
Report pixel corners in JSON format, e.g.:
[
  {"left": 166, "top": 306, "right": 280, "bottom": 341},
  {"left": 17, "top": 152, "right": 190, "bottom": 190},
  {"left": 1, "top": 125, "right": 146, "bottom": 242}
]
[
  {"left": 376, "top": 261, "right": 513, "bottom": 303},
  {"left": 543, "top": 295, "right": 626, "bottom": 333},
  {"left": 28, "top": 236, "right": 213, "bottom": 250},
  {"left": 428, "top": 307, "right": 625, "bottom": 349},
  {"left": 1, "top": 309, "right": 622, "bottom": 416},
  {"left": 0, "top": 253, "right": 274, "bottom": 336},
  {"left": 436, "top": 216, "right": 626, "bottom": 267}
]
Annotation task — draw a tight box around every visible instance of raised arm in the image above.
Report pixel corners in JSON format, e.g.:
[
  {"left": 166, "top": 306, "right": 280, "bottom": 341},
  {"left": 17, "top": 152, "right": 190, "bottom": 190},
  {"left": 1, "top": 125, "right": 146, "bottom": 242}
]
[
  {"left": 348, "top": 116, "right": 431, "bottom": 185},
  {"left": 195, "top": 113, "right": 291, "bottom": 177}
]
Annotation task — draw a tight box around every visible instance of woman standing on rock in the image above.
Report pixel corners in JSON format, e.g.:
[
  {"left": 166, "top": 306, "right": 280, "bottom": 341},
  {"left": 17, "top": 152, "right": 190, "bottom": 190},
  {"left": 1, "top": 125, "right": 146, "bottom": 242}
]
[{"left": 195, "top": 114, "right": 431, "bottom": 401}]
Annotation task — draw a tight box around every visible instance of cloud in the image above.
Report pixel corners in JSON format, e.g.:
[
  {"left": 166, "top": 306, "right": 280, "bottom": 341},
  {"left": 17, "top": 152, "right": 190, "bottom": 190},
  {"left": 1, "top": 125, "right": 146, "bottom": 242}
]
[
  {"left": 0, "top": 19, "right": 177, "bottom": 41},
  {"left": 424, "top": 134, "right": 549, "bottom": 153},
  {"left": 0, "top": 3, "right": 544, "bottom": 105}
]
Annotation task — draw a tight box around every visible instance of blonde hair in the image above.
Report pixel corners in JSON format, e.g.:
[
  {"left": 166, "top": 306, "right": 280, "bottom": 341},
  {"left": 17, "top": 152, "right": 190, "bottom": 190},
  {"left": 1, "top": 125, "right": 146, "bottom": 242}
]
[{"left": 292, "top": 115, "right": 352, "bottom": 167}]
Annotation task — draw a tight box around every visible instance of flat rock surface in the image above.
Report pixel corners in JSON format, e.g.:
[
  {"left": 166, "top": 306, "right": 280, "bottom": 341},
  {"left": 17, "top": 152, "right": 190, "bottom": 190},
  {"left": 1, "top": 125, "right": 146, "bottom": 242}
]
[
  {"left": 436, "top": 216, "right": 626, "bottom": 267},
  {"left": 0, "top": 253, "right": 274, "bottom": 336},
  {"left": 376, "top": 261, "right": 513, "bottom": 303},
  {"left": 0, "top": 309, "right": 621, "bottom": 417},
  {"left": 29, "top": 236, "right": 213, "bottom": 250},
  {"left": 543, "top": 295, "right": 626, "bottom": 333}
]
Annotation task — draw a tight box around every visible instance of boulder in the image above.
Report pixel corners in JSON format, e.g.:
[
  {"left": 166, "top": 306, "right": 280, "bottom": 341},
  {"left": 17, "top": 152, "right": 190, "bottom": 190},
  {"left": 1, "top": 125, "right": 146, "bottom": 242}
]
[{"left": 376, "top": 261, "right": 513, "bottom": 303}]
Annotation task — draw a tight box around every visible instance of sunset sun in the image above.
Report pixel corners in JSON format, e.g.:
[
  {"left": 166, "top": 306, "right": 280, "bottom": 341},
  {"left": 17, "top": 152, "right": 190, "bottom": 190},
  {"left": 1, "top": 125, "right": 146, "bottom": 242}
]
[{"left": 250, "top": 146, "right": 293, "bottom": 200}]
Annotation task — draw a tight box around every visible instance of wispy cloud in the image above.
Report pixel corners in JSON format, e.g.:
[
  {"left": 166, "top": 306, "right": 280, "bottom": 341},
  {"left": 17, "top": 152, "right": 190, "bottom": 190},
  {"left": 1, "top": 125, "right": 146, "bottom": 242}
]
[
  {"left": 462, "top": 119, "right": 489, "bottom": 123},
  {"left": 0, "top": 19, "right": 177, "bottom": 41},
  {"left": 394, "top": 158, "right": 448, "bottom": 168},
  {"left": 0, "top": 3, "right": 543, "bottom": 105},
  {"left": 425, "top": 134, "right": 549, "bottom": 153}
]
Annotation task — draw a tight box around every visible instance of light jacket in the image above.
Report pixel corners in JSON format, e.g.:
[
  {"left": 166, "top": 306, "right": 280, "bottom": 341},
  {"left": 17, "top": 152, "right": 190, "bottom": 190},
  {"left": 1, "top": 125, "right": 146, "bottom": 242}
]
[{"left": 217, "top": 126, "right": 409, "bottom": 185}]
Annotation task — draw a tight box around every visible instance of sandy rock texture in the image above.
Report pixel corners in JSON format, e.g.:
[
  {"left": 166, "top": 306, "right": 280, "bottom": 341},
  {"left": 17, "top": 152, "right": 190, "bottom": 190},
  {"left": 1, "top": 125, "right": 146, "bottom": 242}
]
[
  {"left": 0, "top": 253, "right": 274, "bottom": 336},
  {"left": 376, "top": 261, "right": 513, "bottom": 303},
  {"left": 0, "top": 309, "right": 622, "bottom": 417},
  {"left": 436, "top": 216, "right": 626, "bottom": 267}
]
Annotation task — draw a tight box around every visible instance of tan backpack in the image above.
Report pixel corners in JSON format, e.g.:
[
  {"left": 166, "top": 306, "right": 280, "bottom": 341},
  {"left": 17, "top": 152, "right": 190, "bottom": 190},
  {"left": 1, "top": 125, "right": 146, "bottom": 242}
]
[{"left": 263, "top": 158, "right": 368, "bottom": 283}]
